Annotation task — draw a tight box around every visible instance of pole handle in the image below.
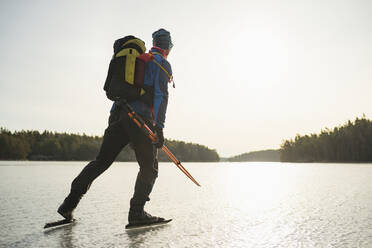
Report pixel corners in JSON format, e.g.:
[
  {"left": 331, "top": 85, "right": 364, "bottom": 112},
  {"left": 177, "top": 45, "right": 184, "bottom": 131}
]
[{"left": 120, "top": 100, "right": 201, "bottom": 187}]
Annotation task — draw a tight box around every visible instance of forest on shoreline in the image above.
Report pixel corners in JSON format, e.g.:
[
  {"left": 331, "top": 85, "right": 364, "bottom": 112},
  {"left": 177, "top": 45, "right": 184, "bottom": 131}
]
[
  {"left": 2, "top": 116, "right": 371, "bottom": 163},
  {"left": 0, "top": 128, "right": 219, "bottom": 162},
  {"left": 280, "top": 116, "right": 372, "bottom": 162},
  {"left": 227, "top": 149, "right": 279, "bottom": 162}
]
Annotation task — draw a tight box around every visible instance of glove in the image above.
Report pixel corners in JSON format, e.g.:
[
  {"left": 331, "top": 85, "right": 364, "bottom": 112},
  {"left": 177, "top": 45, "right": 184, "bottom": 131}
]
[{"left": 154, "top": 126, "right": 164, "bottom": 148}]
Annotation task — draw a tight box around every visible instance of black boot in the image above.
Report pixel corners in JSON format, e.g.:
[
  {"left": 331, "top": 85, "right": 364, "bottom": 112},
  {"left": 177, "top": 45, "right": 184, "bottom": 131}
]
[
  {"left": 128, "top": 209, "right": 165, "bottom": 225},
  {"left": 57, "top": 193, "right": 82, "bottom": 220}
]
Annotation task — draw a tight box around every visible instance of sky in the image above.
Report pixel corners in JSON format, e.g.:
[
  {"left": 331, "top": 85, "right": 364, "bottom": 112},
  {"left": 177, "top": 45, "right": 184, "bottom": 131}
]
[{"left": 0, "top": 0, "right": 371, "bottom": 157}]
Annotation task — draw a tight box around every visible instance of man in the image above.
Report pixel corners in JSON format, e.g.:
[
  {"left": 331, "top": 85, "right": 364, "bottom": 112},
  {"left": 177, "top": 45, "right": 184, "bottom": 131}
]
[{"left": 57, "top": 28, "right": 173, "bottom": 226}]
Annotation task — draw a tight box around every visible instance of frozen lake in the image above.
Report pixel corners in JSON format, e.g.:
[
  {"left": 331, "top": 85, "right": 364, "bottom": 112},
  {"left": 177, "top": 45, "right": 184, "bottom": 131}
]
[{"left": 1, "top": 161, "right": 372, "bottom": 247}]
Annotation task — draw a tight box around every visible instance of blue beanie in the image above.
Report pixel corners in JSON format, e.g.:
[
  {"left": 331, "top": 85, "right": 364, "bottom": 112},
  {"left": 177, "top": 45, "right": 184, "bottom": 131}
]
[{"left": 152, "top": 28, "right": 173, "bottom": 50}]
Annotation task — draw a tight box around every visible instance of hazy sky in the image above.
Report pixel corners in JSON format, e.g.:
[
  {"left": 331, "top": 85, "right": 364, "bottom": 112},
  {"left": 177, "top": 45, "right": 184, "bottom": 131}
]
[{"left": 1, "top": 0, "right": 371, "bottom": 157}]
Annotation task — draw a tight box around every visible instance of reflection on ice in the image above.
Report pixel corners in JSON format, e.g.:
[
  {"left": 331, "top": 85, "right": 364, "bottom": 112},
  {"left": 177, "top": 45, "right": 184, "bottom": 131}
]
[{"left": 1, "top": 161, "right": 372, "bottom": 247}]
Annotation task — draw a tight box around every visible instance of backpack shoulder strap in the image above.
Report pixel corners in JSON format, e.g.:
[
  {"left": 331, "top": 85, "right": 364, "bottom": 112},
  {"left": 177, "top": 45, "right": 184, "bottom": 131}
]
[{"left": 149, "top": 52, "right": 173, "bottom": 83}]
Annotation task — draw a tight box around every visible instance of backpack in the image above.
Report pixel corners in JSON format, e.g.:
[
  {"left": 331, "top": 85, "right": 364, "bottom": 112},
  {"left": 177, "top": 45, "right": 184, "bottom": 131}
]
[
  {"left": 103, "top": 36, "right": 173, "bottom": 102},
  {"left": 103, "top": 36, "right": 147, "bottom": 102}
]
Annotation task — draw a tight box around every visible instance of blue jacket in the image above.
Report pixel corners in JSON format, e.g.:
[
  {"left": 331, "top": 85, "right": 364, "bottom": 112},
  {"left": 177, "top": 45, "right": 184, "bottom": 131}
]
[{"left": 111, "top": 47, "right": 172, "bottom": 129}]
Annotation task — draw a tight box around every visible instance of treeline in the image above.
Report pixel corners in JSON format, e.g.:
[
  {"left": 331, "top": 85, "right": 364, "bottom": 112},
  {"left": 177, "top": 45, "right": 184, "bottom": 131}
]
[
  {"left": 0, "top": 128, "right": 219, "bottom": 162},
  {"left": 280, "top": 116, "right": 372, "bottom": 162},
  {"left": 228, "top": 149, "right": 280, "bottom": 162}
]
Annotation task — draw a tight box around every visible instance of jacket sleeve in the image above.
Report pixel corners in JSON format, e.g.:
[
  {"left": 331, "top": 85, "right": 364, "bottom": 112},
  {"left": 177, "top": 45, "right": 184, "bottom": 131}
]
[{"left": 153, "top": 59, "right": 171, "bottom": 129}]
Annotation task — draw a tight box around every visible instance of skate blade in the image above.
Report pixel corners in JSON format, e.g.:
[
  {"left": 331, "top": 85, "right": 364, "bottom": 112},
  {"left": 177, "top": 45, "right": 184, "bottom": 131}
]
[
  {"left": 44, "top": 218, "right": 76, "bottom": 229},
  {"left": 125, "top": 219, "right": 172, "bottom": 230}
]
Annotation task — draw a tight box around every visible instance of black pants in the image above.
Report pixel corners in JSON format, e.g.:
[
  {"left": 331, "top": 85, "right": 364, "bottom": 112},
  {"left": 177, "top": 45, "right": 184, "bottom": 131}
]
[{"left": 68, "top": 108, "right": 158, "bottom": 211}]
